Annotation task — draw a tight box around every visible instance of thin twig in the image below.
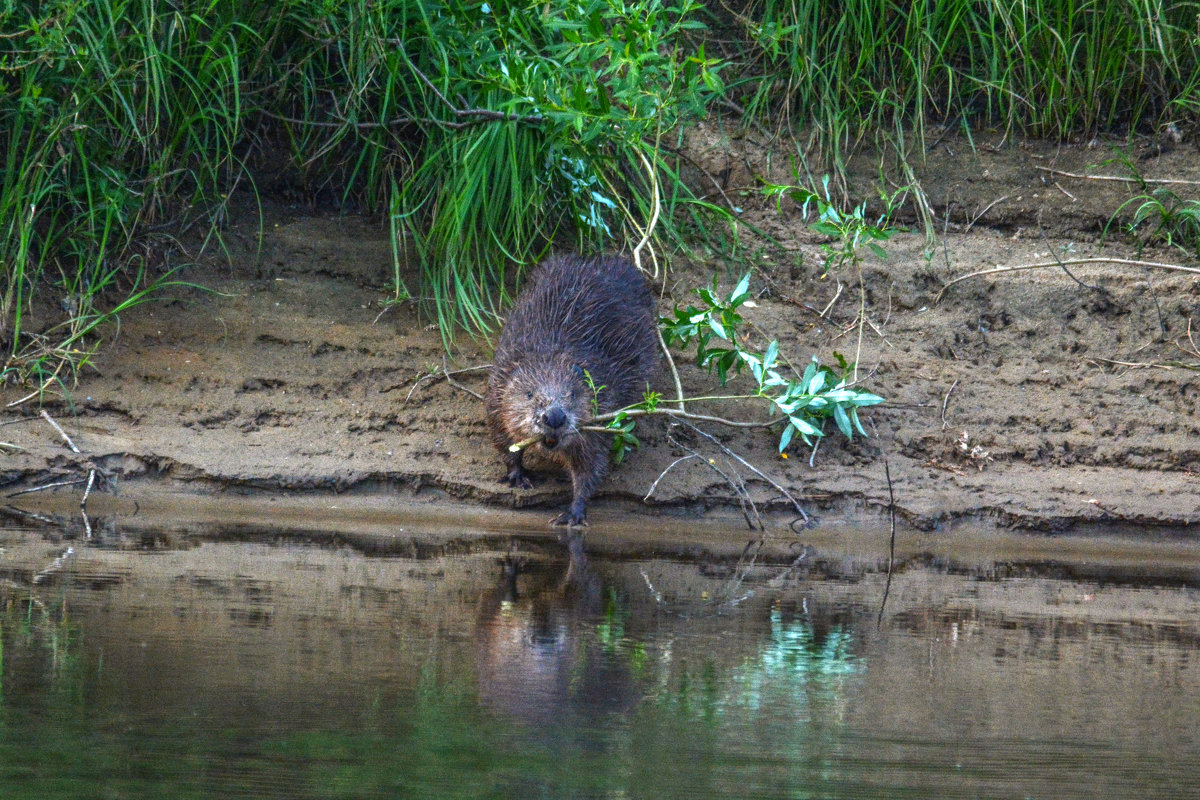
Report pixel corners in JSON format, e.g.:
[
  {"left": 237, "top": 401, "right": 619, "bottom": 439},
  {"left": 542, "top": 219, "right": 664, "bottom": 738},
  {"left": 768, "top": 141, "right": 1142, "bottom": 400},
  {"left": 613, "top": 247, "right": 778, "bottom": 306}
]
[
  {"left": 1035, "top": 165, "right": 1200, "bottom": 187},
  {"left": 876, "top": 459, "right": 897, "bottom": 630},
  {"left": 6, "top": 389, "right": 40, "bottom": 408},
  {"left": 643, "top": 454, "right": 702, "bottom": 502},
  {"left": 940, "top": 378, "right": 959, "bottom": 431},
  {"left": 6, "top": 479, "right": 88, "bottom": 498},
  {"left": 402, "top": 363, "right": 491, "bottom": 402},
  {"left": 81, "top": 469, "right": 96, "bottom": 510},
  {"left": 676, "top": 418, "right": 809, "bottom": 525},
  {"left": 1053, "top": 181, "right": 1077, "bottom": 201},
  {"left": 1038, "top": 218, "right": 1101, "bottom": 291},
  {"left": 442, "top": 357, "right": 484, "bottom": 401},
  {"left": 40, "top": 410, "right": 81, "bottom": 454},
  {"left": 658, "top": 329, "right": 686, "bottom": 413},
  {"left": 936, "top": 258, "right": 1200, "bottom": 302},
  {"left": 0, "top": 442, "right": 28, "bottom": 454},
  {"left": 819, "top": 281, "right": 844, "bottom": 318},
  {"left": 586, "top": 406, "right": 781, "bottom": 430},
  {"left": 964, "top": 196, "right": 1009, "bottom": 233}
]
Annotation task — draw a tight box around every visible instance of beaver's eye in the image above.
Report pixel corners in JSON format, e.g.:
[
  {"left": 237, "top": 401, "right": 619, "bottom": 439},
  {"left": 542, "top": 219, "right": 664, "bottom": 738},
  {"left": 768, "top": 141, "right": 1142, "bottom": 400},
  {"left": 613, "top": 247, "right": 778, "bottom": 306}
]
[
  {"left": 526, "top": 391, "right": 533, "bottom": 400},
  {"left": 569, "top": 390, "right": 576, "bottom": 400}
]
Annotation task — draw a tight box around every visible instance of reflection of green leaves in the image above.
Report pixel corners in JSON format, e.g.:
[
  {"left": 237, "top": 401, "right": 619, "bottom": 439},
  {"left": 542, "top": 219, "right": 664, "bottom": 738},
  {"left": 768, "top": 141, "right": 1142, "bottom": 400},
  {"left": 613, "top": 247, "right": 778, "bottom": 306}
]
[{"left": 729, "top": 609, "right": 862, "bottom": 712}]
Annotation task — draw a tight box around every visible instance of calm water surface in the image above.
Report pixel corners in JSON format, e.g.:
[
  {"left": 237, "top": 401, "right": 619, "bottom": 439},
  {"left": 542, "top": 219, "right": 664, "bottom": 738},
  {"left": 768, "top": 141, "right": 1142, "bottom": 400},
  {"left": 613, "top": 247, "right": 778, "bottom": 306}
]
[{"left": 2, "top": 511, "right": 1199, "bottom": 799}]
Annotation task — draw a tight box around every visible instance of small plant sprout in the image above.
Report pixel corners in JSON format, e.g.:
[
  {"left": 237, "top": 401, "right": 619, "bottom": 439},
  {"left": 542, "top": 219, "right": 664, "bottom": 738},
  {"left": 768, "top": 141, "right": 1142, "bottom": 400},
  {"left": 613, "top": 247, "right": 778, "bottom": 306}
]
[{"left": 761, "top": 175, "right": 904, "bottom": 274}]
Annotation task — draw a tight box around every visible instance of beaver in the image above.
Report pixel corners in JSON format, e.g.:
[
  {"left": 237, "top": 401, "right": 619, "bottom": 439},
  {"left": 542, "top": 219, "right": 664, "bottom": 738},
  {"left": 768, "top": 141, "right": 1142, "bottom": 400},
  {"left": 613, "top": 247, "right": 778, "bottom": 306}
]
[{"left": 485, "top": 253, "right": 658, "bottom": 526}]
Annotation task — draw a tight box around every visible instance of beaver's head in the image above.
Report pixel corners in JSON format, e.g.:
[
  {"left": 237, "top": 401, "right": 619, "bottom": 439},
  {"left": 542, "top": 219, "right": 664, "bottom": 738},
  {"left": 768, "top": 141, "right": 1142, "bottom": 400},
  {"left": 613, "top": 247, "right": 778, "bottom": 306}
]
[{"left": 504, "top": 358, "right": 591, "bottom": 449}]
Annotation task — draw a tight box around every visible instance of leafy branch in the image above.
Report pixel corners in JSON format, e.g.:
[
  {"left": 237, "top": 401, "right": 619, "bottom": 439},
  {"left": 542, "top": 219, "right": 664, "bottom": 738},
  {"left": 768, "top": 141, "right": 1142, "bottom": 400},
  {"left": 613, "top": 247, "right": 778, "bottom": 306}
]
[{"left": 587, "top": 273, "right": 885, "bottom": 464}]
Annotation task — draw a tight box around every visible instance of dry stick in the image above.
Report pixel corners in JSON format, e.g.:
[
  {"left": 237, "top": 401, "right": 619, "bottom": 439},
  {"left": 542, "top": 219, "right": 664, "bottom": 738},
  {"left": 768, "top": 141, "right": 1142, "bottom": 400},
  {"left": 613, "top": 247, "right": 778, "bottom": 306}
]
[
  {"left": 1038, "top": 216, "right": 1101, "bottom": 291},
  {"left": 0, "top": 442, "right": 27, "bottom": 454},
  {"left": 675, "top": 418, "right": 810, "bottom": 526},
  {"left": 658, "top": 330, "right": 686, "bottom": 413},
  {"left": 940, "top": 378, "right": 959, "bottom": 431},
  {"left": 1034, "top": 165, "right": 1200, "bottom": 187},
  {"left": 665, "top": 433, "right": 761, "bottom": 531},
  {"left": 964, "top": 196, "right": 1009, "bottom": 233},
  {"left": 7, "top": 389, "right": 41, "bottom": 408},
  {"left": 876, "top": 459, "right": 897, "bottom": 630},
  {"left": 819, "top": 281, "right": 844, "bottom": 318},
  {"left": 40, "top": 409, "right": 81, "bottom": 454},
  {"left": 442, "top": 357, "right": 483, "bottom": 401},
  {"left": 39, "top": 409, "right": 97, "bottom": 512},
  {"left": 936, "top": 258, "right": 1200, "bottom": 302},
  {"left": 643, "top": 454, "right": 703, "bottom": 502},
  {"left": 81, "top": 469, "right": 96, "bottom": 508},
  {"left": 404, "top": 364, "right": 491, "bottom": 403},
  {"left": 586, "top": 404, "right": 781, "bottom": 431},
  {"left": 7, "top": 479, "right": 88, "bottom": 498}
]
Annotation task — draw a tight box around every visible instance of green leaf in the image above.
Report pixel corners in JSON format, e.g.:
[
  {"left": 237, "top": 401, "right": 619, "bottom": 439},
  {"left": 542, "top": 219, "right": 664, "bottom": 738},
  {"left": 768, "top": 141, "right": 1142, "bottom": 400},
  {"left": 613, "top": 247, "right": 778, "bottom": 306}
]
[
  {"left": 762, "top": 339, "right": 778, "bottom": 373},
  {"left": 778, "top": 422, "right": 796, "bottom": 452},
  {"left": 707, "top": 314, "right": 727, "bottom": 339},
  {"left": 729, "top": 272, "right": 751, "bottom": 305},
  {"left": 790, "top": 415, "right": 822, "bottom": 437},
  {"left": 833, "top": 404, "right": 852, "bottom": 438}
]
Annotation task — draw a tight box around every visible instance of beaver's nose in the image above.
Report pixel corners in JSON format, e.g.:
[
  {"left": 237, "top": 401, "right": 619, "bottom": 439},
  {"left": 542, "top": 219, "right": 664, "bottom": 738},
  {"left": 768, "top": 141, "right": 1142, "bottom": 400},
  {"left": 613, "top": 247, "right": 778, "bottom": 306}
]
[{"left": 543, "top": 406, "right": 567, "bottom": 429}]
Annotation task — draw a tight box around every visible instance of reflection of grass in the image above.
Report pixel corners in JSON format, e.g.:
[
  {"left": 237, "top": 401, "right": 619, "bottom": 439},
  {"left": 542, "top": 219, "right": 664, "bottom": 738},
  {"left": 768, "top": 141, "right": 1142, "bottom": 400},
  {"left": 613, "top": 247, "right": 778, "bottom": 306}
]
[
  {"left": 729, "top": 608, "right": 862, "bottom": 712},
  {"left": 594, "top": 588, "right": 647, "bottom": 673}
]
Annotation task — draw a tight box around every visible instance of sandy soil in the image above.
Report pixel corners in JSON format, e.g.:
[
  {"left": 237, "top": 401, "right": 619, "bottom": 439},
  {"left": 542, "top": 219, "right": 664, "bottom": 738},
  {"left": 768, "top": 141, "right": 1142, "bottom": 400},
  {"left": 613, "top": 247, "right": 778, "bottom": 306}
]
[{"left": 2, "top": 129, "right": 1199, "bottom": 535}]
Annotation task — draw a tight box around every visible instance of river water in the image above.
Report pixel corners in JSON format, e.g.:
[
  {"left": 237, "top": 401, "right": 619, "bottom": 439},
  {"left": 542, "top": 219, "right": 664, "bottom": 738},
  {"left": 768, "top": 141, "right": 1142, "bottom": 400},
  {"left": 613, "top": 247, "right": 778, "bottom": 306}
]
[{"left": 2, "top": 502, "right": 1199, "bottom": 799}]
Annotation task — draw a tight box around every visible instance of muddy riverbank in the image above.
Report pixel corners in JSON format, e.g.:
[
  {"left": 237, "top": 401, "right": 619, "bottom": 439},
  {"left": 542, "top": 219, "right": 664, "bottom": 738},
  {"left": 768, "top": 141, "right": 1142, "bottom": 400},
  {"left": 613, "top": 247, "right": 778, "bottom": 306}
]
[{"left": 1, "top": 130, "right": 1198, "bottom": 536}]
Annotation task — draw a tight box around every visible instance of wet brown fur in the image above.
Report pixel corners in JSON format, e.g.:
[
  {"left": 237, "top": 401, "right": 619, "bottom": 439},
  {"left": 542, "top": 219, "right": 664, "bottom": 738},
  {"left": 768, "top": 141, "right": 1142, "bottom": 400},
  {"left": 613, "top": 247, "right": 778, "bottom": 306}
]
[{"left": 485, "top": 254, "right": 658, "bottom": 525}]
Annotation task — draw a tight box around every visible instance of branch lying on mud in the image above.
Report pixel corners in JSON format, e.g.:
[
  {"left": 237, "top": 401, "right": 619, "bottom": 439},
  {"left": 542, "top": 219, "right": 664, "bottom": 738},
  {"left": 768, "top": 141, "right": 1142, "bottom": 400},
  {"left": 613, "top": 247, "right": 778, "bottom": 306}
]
[
  {"left": 936, "top": 257, "right": 1200, "bottom": 302},
  {"left": 1034, "top": 165, "right": 1200, "bottom": 187},
  {"left": 398, "top": 363, "right": 491, "bottom": 402}
]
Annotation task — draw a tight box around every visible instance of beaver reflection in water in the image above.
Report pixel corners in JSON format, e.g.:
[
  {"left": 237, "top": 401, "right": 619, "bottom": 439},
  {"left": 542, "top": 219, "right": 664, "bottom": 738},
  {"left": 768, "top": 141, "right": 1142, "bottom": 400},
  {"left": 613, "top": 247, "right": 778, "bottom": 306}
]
[
  {"left": 485, "top": 254, "right": 658, "bottom": 526},
  {"left": 474, "top": 533, "right": 641, "bottom": 725}
]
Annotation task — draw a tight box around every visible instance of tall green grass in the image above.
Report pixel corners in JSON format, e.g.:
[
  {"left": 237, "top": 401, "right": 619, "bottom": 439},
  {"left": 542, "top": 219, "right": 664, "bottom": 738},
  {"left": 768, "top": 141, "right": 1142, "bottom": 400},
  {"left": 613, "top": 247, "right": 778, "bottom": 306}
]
[
  {"left": 1, "top": 0, "right": 720, "bottom": 389},
  {"left": 1, "top": 0, "right": 249, "bottom": 391},
  {"left": 258, "top": 0, "right": 720, "bottom": 336},
  {"left": 722, "top": 0, "right": 1200, "bottom": 169},
  {"left": 4, "top": 0, "right": 1198, "bottom": 394}
]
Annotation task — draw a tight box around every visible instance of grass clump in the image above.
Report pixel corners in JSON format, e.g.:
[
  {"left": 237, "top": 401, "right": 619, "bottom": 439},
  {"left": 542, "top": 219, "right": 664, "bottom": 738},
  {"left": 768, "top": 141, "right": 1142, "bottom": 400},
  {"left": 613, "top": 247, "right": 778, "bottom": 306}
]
[
  {"left": 2, "top": 0, "right": 723, "bottom": 393},
  {"left": 1, "top": 0, "right": 248, "bottom": 392},
  {"left": 257, "top": 0, "right": 722, "bottom": 338},
  {"left": 717, "top": 0, "right": 1200, "bottom": 171}
]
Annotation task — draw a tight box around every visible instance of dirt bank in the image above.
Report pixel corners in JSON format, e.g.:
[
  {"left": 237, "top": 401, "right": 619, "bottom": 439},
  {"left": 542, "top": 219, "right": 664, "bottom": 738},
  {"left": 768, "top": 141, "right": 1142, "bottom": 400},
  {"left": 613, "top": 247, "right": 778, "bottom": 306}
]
[{"left": 2, "top": 130, "right": 1198, "bottom": 535}]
